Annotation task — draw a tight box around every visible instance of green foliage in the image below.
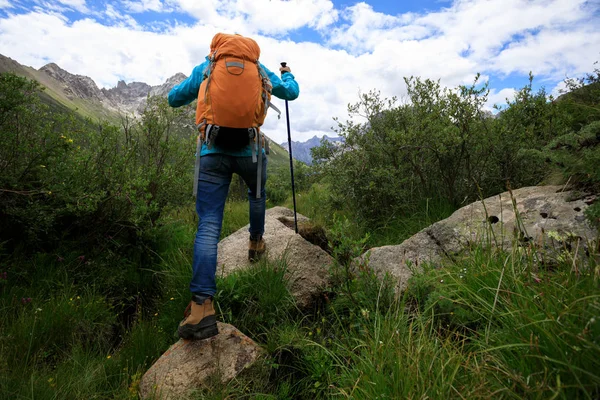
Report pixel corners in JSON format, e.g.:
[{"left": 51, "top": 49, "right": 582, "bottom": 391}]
[
  {"left": 0, "top": 73, "right": 195, "bottom": 250},
  {"left": 537, "top": 74, "right": 600, "bottom": 229},
  {"left": 2, "top": 203, "right": 599, "bottom": 399},
  {"left": 312, "top": 73, "right": 584, "bottom": 229},
  {"left": 559, "top": 64, "right": 600, "bottom": 131},
  {"left": 284, "top": 183, "right": 455, "bottom": 249},
  {"left": 327, "top": 214, "right": 370, "bottom": 267},
  {"left": 416, "top": 246, "right": 600, "bottom": 397},
  {"left": 0, "top": 288, "right": 114, "bottom": 371},
  {"left": 266, "top": 162, "right": 315, "bottom": 206},
  {"left": 542, "top": 121, "right": 600, "bottom": 190},
  {"left": 216, "top": 258, "right": 298, "bottom": 341},
  {"left": 314, "top": 76, "right": 499, "bottom": 224},
  {"left": 491, "top": 74, "right": 564, "bottom": 189}
]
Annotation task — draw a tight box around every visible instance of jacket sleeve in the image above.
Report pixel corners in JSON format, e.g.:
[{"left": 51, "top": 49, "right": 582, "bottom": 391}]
[
  {"left": 168, "top": 60, "right": 209, "bottom": 107},
  {"left": 260, "top": 63, "right": 299, "bottom": 101}
]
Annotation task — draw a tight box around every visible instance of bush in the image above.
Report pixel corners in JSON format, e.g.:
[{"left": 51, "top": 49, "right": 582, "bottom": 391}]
[
  {"left": 312, "top": 71, "right": 599, "bottom": 229},
  {"left": 0, "top": 73, "right": 196, "bottom": 251}
]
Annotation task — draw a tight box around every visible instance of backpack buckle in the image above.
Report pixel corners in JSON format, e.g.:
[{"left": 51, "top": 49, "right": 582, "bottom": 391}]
[{"left": 205, "top": 124, "right": 220, "bottom": 150}]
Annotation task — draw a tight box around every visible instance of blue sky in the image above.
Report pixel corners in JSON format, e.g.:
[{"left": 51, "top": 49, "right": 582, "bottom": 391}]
[{"left": 0, "top": 0, "right": 599, "bottom": 142}]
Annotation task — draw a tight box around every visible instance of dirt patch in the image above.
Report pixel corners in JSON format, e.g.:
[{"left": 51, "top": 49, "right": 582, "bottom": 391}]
[{"left": 277, "top": 217, "right": 330, "bottom": 254}]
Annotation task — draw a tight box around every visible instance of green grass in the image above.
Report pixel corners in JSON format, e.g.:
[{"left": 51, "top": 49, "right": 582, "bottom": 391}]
[
  {"left": 285, "top": 183, "right": 456, "bottom": 248},
  {"left": 1, "top": 194, "right": 599, "bottom": 399}
]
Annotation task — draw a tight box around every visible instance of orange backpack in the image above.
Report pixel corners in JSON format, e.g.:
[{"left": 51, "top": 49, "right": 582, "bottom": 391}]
[
  {"left": 193, "top": 33, "right": 280, "bottom": 198},
  {"left": 195, "top": 33, "right": 279, "bottom": 149}
]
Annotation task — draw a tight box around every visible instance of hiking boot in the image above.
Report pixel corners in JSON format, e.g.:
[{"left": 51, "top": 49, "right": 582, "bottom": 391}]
[
  {"left": 248, "top": 235, "right": 266, "bottom": 262},
  {"left": 178, "top": 294, "right": 218, "bottom": 340}
]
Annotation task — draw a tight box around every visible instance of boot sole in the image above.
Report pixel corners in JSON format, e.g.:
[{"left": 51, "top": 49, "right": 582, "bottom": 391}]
[{"left": 178, "top": 315, "right": 218, "bottom": 340}]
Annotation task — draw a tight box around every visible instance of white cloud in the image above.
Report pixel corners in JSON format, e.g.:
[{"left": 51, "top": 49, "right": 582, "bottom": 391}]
[
  {"left": 123, "top": 0, "right": 174, "bottom": 13},
  {"left": 0, "top": 0, "right": 598, "bottom": 143},
  {"left": 174, "top": 0, "right": 338, "bottom": 35},
  {"left": 329, "top": 3, "right": 423, "bottom": 53},
  {"left": 56, "top": 0, "right": 88, "bottom": 13},
  {"left": 104, "top": 4, "right": 142, "bottom": 29},
  {"left": 492, "top": 28, "right": 600, "bottom": 80},
  {"left": 0, "top": 0, "right": 12, "bottom": 9},
  {"left": 486, "top": 88, "right": 517, "bottom": 109}
]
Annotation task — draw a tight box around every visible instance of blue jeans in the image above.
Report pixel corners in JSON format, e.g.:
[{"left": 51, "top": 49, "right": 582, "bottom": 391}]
[{"left": 191, "top": 154, "right": 267, "bottom": 297}]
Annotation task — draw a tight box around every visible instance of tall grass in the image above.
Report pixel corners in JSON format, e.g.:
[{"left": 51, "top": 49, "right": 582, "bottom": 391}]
[
  {"left": 285, "top": 183, "right": 456, "bottom": 248},
  {"left": 1, "top": 194, "right": 598, "bottom": 399}
]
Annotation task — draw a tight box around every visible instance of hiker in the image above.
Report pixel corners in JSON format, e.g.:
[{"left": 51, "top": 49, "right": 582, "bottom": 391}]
[{"left": 168, "top": 33, "right": 300, "bottom": 340}]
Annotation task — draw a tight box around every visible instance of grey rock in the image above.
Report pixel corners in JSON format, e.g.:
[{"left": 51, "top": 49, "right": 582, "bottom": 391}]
[
  {"left": 139, "top": 322, "right": 261, "bottom": 400},
  {"left": 104, "top": 72, "right": 187, "bottom": 114},
  {"left": 217, "top": 206, "right": 331, "bottom": 307},
  {"left": 358, "top": 186, "right": 598, "bottom": 292},
  {"left": 102, "top": 80, "right": 151, "bottom": 112},
  {"left": 39, "top": 62, "right": 106, "bottom": 102},
  {"left": 149, "top": 72, "right": 187, "bottom": 97}
]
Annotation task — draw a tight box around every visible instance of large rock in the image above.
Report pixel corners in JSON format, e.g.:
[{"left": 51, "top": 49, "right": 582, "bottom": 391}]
[
  {"left": 358, "top": 186, "right": 598, "bottom": 292},
  {"left": 139, "top": 323, "right": 262, "bottom": 399},
  {"left": 217, "top": 206, "right": 332, "bottom": 307}
]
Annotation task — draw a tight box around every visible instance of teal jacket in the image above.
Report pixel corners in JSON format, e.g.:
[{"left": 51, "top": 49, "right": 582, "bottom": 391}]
[{"left": 168, "top": 57, "right": 300, "bottom": 157}]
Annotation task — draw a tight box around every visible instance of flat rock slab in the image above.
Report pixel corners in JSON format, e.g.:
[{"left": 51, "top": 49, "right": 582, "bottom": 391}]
[
  {"left": 358, "top": 186, "right": 598, "bottom": 292},
  {"left": 217, "top": 207, "right": 332, "bottom": 307},
  {"left": 140, "top": 322, "right": 261, "bottom": 400}
]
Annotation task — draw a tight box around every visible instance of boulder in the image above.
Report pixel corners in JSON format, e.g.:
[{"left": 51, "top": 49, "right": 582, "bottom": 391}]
[
  {"left": 358, "top": 186, "right": 598, "bottom": 292},
  {"left": 217, "top": 206, "right": 332, "bottom": 307},
  {"left": 139, "top": 323, "right": 262, "bottom": 399}
]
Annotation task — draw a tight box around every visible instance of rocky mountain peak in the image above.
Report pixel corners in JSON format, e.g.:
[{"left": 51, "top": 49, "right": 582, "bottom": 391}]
[
  {"left": 166, "top": 72, "right": 187, "bottom": 86},
  {"left": 39, "top": 62, "right": 61, "bottom": 74},
  {"left": 149, "top": 72, "right": 187, "bottom": 98},
  {"left": 101, "top": 80, "right": 153, "bottom": 112},
  {"left": 39, "top": 62, "right": 104, "bottom": 101}
]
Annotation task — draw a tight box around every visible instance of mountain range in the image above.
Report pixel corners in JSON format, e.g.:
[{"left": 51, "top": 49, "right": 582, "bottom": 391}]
[
  {"left": 281, "top": 135, "right": 344, "bottom": 165},
  {"left": 0, "top": 53, "right": 188, "bottom": 121}
]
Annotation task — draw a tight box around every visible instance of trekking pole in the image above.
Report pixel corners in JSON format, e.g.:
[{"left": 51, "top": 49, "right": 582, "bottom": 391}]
[{"left": 281, "top": 62, "right": 298, "bottom": 234}]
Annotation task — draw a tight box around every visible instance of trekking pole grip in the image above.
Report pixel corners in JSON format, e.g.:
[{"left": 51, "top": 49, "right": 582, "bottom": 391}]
[{"left": 280, "top": 62, "right": 289, "bottom": 75}]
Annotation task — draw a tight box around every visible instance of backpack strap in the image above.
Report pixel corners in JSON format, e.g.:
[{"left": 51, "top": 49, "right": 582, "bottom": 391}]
[
  {"left": 246, "top": 127, "right": 263, "bottom": 199},
  {"left": 256, "top": 128, "right": 263, "bottom": 199},
  {"left": 257, "top": 65, "right": 281, "bottom": 119},
  {"left": 192, "top": 121, "right": 208, "bottom": 197},
  {"left": 203, "top": 54, "right": 217, "bottom": 103},
  {"left": 193, "top": 135, "right": 203, "bottom": 197},
  {"left": 268, "top": 102, "right": 282, "bottom": 119},
  {"left": 250, "top": 127, "right": 257, "bottom": 163}
]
